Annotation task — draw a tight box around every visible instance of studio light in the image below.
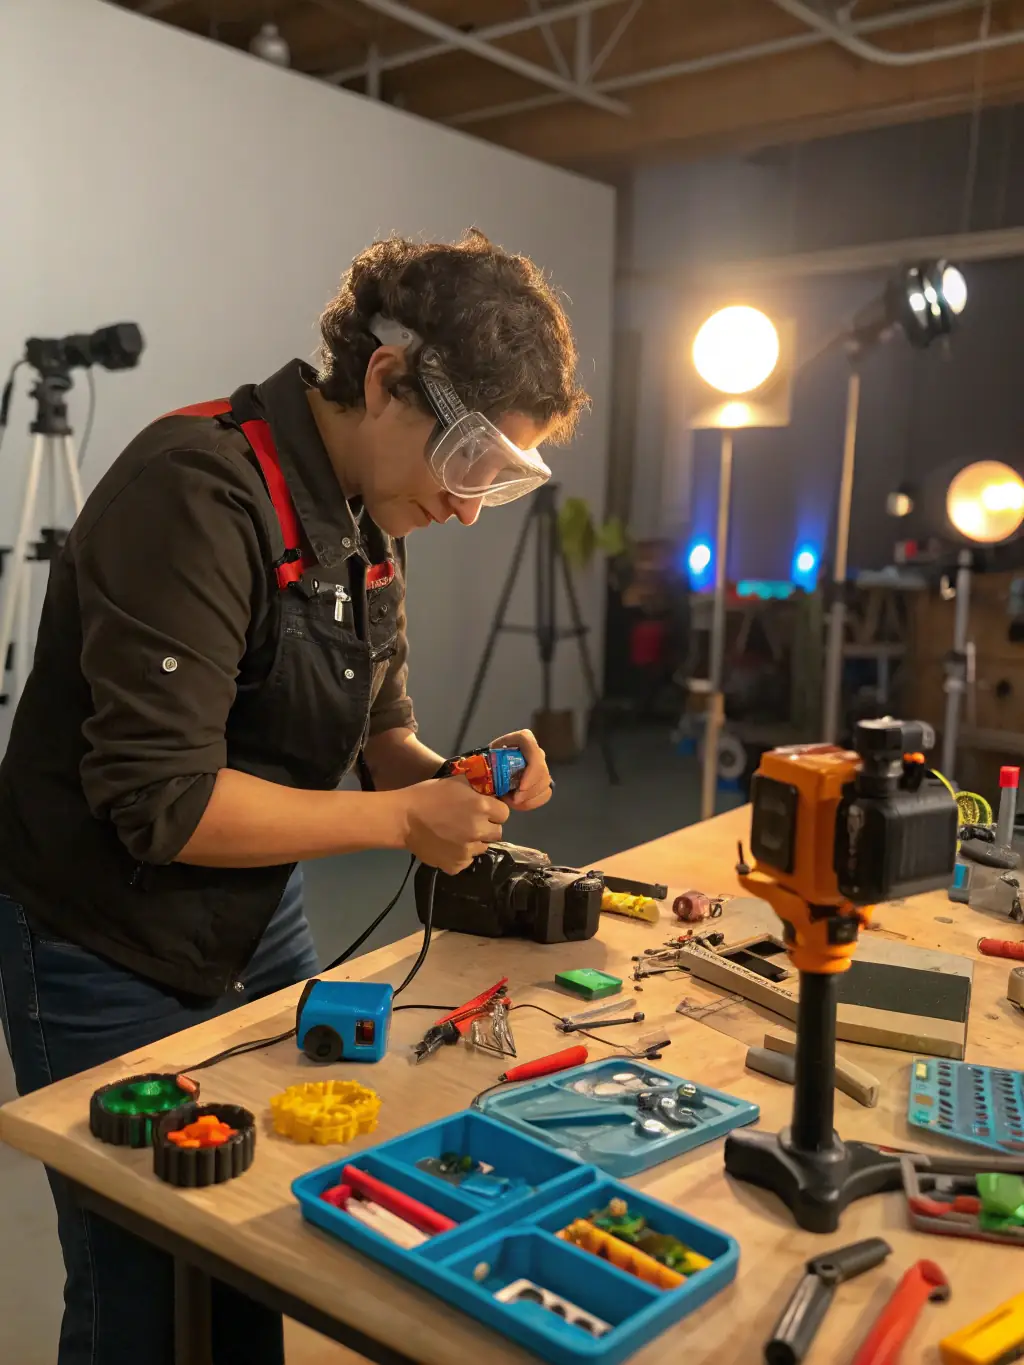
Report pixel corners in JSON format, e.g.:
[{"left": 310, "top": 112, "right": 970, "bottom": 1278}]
[
  {"left": 688, "top": 304, "right": 791, "bottom": 821},
  {"left": 688, "top": 542, "right": 712, "bottom": 575},
  {"left": 947, "top": 461, "right": 1024, "bottom": 545},
  {"left": 692, "top": 306, "right": 780, "bottom": 395},
  {"left": 819, "top": 258, "right": 966, "bottom": 745}
]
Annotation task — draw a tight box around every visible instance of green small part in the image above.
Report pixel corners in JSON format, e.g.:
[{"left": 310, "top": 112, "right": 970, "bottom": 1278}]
[
  {"left": 458, "top": 1154, "right": 474, "bottom": 1173},
  {"left": 100, "top": 1077, "right": 187, "bottom": 1116},
  {"left": 555, "top": 969, "right": 622, "bottom": 1001},
  {"left": 977, "top": 1172, "right": 1024, "bottom": 1223}
]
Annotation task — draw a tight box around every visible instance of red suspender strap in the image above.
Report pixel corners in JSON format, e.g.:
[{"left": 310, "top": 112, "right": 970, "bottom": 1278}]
[{"left": 163, "top": 400, "right": 306, "bottom": 590}]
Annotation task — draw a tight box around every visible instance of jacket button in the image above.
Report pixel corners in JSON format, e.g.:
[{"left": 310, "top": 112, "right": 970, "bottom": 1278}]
[
  {"left": 231, "top": 980, "right": 245, "bottom": 994},
  {"left": 379, "top": 603, "right": 389, "bottom": 615},
  {"left": 342, "top": 537, "right": 352, "bottom": 549},
  {"left": 161, "top": 656, "right": 178, "bottom": 673},
  {"left": 344, "top": 668, "right": 355, "bottom": 680}
]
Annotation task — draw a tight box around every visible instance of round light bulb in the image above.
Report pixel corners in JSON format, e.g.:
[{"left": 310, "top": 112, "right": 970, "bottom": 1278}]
[
  {"left": 688, "top": 543, "right": 711, "bottom": 574},
  {"left": 887, "top": 490, "right": 913, "bottom": 518},
  {"left": 692, "top": 306, "right": 780, "bottom": 396},
  {"left": 795, "top": 549, "right": 816, "bottom": 574},
  {"left": 942, "top": 265, "right": 967, "bottom": 317},
  {"left": 947, "top": 461, "right": 1024, "bottom": 543}
]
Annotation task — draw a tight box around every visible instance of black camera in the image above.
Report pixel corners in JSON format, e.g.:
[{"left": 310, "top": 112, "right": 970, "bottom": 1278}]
[
  {"left": 834, "top": 718, "right": 957, "bottom": 904},
  {"left": 415, "top": 842, "right": 603, "bottom": 944},
  {"left": 25, "top": 323, "right": 144, "bottom": 376}
]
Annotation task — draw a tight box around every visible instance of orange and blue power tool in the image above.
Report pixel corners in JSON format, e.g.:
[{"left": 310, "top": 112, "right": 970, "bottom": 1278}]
[{"left": 439, "top": 747, "right": 526, "bottom": 798}]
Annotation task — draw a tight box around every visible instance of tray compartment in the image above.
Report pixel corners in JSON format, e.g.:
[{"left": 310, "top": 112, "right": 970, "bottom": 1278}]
[
  {"left": 480, "top": 1058, "right": 759, "bottom": 1177},
  {"left": 353, "top": 1109, "right": 580, "bottom": 1209},
  {"left": 444, "top": 1228, "right": 660, "bottom": 1357}
]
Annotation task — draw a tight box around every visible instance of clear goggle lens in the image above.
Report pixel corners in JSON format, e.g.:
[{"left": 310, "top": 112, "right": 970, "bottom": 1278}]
[{"left": 428, "top": 411, "right": 551, "bottom": 508}]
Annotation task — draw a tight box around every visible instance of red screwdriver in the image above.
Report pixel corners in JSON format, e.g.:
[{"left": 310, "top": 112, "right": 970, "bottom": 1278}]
[{"left": 499, "top": 1046, "right": 588, "bottom": 1082}]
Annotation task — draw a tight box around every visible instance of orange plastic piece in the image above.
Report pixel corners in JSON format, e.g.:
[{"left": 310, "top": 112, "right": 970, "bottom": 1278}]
[
  {"left": 559, "top": 1219, "right": 684, "bottom": 1291},
  {"left": 449, "top": 754, "right": 495, "bottom": 794},
  {"left": 165, "top": 1114, "right": 237, "bottom": 1149}
]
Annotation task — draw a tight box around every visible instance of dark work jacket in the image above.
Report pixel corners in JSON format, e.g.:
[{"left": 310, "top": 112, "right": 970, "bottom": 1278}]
[{"left": 0, "top": 360, "right": 414, "bottom": 997}]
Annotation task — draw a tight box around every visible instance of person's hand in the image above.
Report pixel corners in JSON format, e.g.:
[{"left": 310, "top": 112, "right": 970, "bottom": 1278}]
[
  {"left": 397, "top": 777, "right": 509, "bottom": 875},
  {"left": 490, "top": 728, "right": 553, "bottom": 812}
]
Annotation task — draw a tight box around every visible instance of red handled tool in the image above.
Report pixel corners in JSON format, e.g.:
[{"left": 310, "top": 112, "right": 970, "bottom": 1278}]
[
  {"left": 978, "top": 938, "right": 1024, "bottom": 961},
  {"left": 850, "top": 1260, "right": 950, "bottom": 1365},
  {"left": 413, "top": 978, "right": 511, "bottom": 1062},
  {"left": 500, "top": 1046, "right": 588, "bottom": 1082},
  {"left": 342, "top": 1165, "right": 455, "bottom": 1237}
]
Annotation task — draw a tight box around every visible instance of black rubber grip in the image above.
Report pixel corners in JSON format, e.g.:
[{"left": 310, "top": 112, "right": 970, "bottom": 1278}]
[{"left": 806, "top": 1236, "right": 891, "bottom": 1285}]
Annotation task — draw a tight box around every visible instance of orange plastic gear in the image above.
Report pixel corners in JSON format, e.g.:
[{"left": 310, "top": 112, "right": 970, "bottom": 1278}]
[
  {"left": 165, "top": 1114, "right": 237, "bottom": 1149},
  {"left": 269, "top": 1079, "right": 381, "bottom": 1145}
]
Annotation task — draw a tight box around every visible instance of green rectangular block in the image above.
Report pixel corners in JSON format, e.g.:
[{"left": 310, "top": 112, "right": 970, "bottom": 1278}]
[{"left": 554, "top": 968, "right": 622, "bottom": 1000}]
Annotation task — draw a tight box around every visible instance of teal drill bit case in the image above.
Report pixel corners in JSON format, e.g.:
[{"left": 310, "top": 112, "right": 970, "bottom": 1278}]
[{"left": 292, "top": 1107, "right": 740, "bottom": 1365}]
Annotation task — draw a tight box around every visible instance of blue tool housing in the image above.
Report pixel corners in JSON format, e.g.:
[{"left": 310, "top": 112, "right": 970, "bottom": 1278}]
[
  {"left": 488, "top": 747, "right": 526, "bottom": 797},
  {"left": 292, "top": 1108, "right": 738, "bottom": 1365},
  {"left": 908, "top": 1056, "right": 1024, "bottom": 1155},
  {"left": 295, "top": 980, "right": 392, "bottom": 1064}
]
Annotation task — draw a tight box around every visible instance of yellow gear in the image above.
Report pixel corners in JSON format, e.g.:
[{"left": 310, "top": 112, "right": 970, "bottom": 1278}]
[{"left": 269, "top": 1079, "right": 381, "bottom": 1145}]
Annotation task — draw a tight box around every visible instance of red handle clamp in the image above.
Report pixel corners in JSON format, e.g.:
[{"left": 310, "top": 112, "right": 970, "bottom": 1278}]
[{"left": 850, "top": 1260, "right": 950, "bottom": 1365}]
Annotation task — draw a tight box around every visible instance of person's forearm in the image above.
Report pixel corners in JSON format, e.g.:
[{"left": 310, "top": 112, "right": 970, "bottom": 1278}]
[
  {"left": 363, "top": 727, "right": 445, "bottom": 791},
  {"left": 174, "top": 768, "right": 408, "bottom": 868}
]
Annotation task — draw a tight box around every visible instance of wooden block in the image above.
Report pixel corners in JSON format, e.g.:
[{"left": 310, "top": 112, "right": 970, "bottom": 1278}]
[
  {"left": 763, "top": 1032, "right": 880, "bottom": 1108},
  {"left": 677, "top": 938, "right": 973, "bottom": 1060}
]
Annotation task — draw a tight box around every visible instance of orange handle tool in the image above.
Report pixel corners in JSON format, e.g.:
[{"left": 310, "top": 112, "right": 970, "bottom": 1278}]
[
  {"left": 850, "top": 1260, "right": 950, "bottom": 1365},
  {"left": 501, "top": 1046, "right": 588, "bottom": 1082},
  {"left": 978, "top": 938, "right": 1024, "bottom": 961}
]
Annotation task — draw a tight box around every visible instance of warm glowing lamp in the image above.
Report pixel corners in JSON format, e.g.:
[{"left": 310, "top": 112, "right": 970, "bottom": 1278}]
[{"left": 947, "top": 461, "right": 1024, "bottom": 544}]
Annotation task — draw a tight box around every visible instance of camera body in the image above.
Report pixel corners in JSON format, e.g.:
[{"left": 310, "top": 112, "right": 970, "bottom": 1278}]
[
  {"left": 415, "top": 842, "right": 603, "bottom": 943},
  {"left": 749, "top": 718, "right": 957, "bottom": 909}
]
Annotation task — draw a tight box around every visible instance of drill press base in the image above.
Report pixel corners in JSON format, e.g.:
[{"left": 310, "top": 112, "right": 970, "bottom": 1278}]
[{"left": 723, "top": 1125, "right": 903, "bottom": 1234}]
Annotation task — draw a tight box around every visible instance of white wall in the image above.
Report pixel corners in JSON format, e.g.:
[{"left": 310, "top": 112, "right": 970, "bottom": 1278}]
[{"left": 0, "top": 0, "right": 614, "bottom": 751}]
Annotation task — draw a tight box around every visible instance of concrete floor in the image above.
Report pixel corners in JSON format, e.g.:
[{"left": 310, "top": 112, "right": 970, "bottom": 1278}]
[{"left": 0, "top": 730, "right": 734, "bottom": 1363}]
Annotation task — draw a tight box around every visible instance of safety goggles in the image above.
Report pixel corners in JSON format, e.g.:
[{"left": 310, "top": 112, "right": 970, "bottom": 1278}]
[{"left": 369, "top": 316, "right": 551, "bottom": 507}]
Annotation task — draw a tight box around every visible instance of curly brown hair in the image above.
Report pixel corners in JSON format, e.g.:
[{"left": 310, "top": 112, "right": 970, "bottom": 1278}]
[{"left": 316, "top": 230, "right": 588, "bottom": 443}]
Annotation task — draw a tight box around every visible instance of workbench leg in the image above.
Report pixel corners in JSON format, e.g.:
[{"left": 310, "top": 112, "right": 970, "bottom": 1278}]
[{"left": 174, "top": 1257, "right": 214, "bottom": 1365}]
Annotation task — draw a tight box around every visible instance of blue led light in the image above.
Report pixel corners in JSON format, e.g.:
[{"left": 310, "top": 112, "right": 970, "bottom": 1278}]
[
  {"left": 795, "top": 549, "right": 816, "bottom": 575},
  {"left": 792, "top": 545, "right": 819, "bottom": 589},
  {"left": 688, "top": 542, "right": 712, "bottom": 574}
]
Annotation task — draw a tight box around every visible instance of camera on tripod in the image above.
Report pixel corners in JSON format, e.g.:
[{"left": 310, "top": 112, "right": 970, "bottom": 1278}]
[
  {"left": 749, "top": 717, "right": 957, "bottom": 913},
  {"left": 24, "top": 323, "right": 144, "bottom": 377},
  {"left": 415, "top": 842, "right": 603, "bottom": 944}
]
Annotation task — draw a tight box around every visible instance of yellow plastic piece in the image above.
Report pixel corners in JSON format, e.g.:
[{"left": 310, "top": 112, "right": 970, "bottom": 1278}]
[
  {"left": 559, "top": 1219, "right": 684, "bottom": 1290},
  {"left": 940, "top": 1291, "right": 1024, "bottom": 1365},
  {"left": 269, "top": 1080, "right": 381, "bottom": 1145},
  {"left": 601, "top": 891, "right": 659, "bottom": 924}
]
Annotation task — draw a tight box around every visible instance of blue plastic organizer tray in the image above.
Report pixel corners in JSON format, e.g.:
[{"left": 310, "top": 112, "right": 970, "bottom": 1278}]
[
  {"left": 479, "top": 1057, "right": 759, "bottom": 1177},
  {"left": 907, "top": 1057, "right": 1024, "bottom": 1155},
  {"left": 292, "top": 1108, "right": 739, "bottom": 1365}
]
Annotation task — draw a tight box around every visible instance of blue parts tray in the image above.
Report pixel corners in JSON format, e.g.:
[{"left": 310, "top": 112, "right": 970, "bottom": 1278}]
[
  {"left": 907, "top": 1058, "right": 1024, "bottom": 1155},
  {"left": 292, "top": 1109, "right": 738, "bottom": 1365},
  {"left": 478, "top": 1058, "right": 759, "bottom": 1177}
]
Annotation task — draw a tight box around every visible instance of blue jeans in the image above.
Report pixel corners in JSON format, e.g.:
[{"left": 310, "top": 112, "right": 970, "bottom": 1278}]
[{"left": 0, "top": 869, "right": 319, "bottom": 1365}]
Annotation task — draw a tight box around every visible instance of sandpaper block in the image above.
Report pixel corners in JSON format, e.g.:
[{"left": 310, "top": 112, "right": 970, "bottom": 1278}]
[
  {"left": 764, "top": 1032, "right": 880, "bottom": 1108},
  {"left": 745, "top": 1046, "right": 795, "bottom": 1086}
]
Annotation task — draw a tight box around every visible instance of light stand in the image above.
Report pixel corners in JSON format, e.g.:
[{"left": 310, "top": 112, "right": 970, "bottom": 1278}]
[
  {"left": 821, "top": 366, "right": 861, "bottom": 745},
  {"left": 0, "top": 368, "right": 84, "bottom": 706},
  {"left": 699, "top": 431, "right": 733, "bottom": 821},
  {"left": 452, "top": 482, "right": 619, "bottom": 783},
  {"left": 941, "top": 549, "right": 973, "bottom": 778}
]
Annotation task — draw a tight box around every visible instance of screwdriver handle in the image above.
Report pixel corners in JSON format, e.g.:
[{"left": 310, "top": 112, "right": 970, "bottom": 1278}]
[{"left": 502, "top": 1046, "right": 588, "bottom": 1082}]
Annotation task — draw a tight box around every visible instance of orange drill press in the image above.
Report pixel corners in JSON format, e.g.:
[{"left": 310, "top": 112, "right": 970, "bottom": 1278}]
[{"left": 724, "top": 718, "right": 958, "bottom": 1233}]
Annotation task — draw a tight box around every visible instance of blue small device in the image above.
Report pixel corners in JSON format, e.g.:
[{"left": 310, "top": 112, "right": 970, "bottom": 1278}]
[{"left": 295, "top": 979, "right": 393, "bottom": 1064}]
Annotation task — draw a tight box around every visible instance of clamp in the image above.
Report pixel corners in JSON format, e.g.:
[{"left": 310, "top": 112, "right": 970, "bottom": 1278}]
[{"left": 270, "top": 1080, "right": 381, "bottom": 1145}]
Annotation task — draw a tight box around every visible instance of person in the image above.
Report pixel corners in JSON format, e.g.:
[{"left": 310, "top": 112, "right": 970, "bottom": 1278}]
[{"left": 0, "top": 229, "right": 588, "bottom": 1365}]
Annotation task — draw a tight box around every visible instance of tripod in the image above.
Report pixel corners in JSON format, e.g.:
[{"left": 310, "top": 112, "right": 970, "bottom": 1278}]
[
  {"left": 0, "top": 369, "right": 84, "bottom": 706},
  {"left": 452, "top": 483, "right": 619, "bottom": 784}
]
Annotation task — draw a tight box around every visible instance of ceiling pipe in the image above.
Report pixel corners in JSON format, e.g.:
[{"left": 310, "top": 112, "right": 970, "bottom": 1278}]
[
  {"left": 770, "top": 0, "right": 1024, "bottom": 66},
  {"left": 330, "top": 0, "right": 627, "bottom": 92},
  {"left": 444, "top": 0, "right": 988, "bottom": 125}
]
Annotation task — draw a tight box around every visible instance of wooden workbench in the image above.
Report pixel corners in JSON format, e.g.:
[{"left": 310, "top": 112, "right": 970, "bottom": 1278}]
[{"left": 1, "top": 807, "right": 1020, "bottom": 1365}]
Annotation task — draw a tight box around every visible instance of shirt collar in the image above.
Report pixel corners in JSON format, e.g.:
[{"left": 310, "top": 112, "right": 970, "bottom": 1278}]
[{"left": 251, "top": 359, "right": 367, "bottom": 572}]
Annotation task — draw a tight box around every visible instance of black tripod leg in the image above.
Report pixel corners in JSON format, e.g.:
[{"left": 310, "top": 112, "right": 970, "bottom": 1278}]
[
  {"left": 556, "top": 542, "right": 620, "bottom": 785},
  {"left": 451, "top": 504, "right": 535, "bottom": 754}
]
